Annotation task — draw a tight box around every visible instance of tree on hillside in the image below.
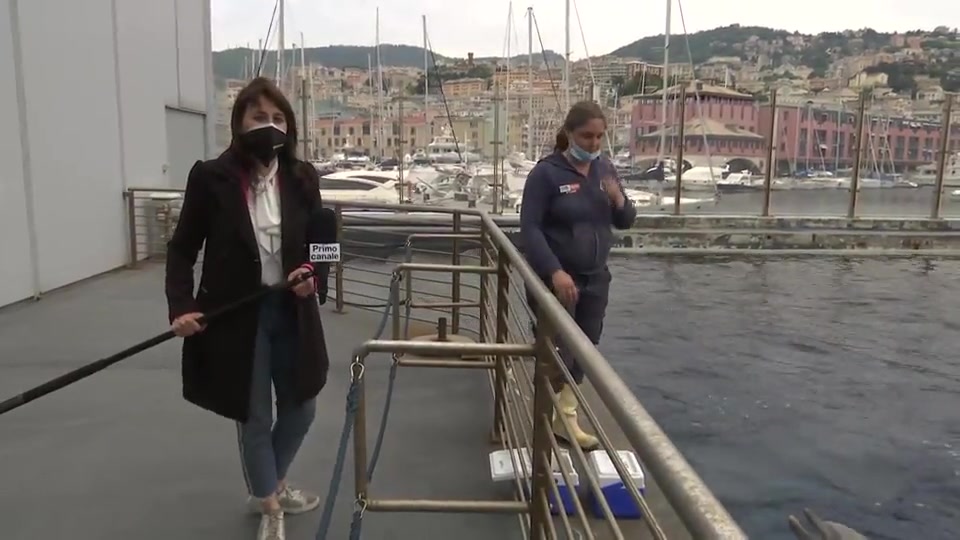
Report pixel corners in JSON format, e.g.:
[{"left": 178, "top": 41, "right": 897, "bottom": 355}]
[
  {"left": 859, "top": 28, "right": 891, "bottom": 50},
  {"left": 363, "top": 76, "right": 388, "bottom": 92},
  {"left": 615, "top": 72, "right": 663, "bottom": 95},
  {"left": 944, "top": 74, "right": 960, "bottom": 92},
  {"left": 800, "top": 49, "right": 832, "bottom": 74},
  {"left": 865, "top": 62, "right": 922, "bottom": 94},
  {"left": 408, "top": 64, "right": 494, "bottom": 94}
]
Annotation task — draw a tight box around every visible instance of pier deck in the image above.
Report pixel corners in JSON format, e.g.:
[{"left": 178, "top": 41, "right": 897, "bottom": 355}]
[
  {"left": 0, "top": 263, "right": 690, "bottom": 539},
  {"left": 0, "top": 265, "right": 514, "bottom": 539}
]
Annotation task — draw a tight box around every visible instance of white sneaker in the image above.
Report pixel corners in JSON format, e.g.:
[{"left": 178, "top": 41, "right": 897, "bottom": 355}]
[
  {"left": 277, "top": 485, "right": 320, "bottom": 515},
  {"left": 257, "top": 512, "right": 285, "bottom": 540},
  {"left": 246, "top": 485, "right": 320, "bottom": 515}
]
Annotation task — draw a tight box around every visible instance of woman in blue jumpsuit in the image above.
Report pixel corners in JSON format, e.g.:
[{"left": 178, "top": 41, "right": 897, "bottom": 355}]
[{"left": 519, "top": 101, "right": 636, "bottom": 450}]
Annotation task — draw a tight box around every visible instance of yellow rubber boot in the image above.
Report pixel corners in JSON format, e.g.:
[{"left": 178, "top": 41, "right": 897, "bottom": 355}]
[{"left": 552, "top": 384, "right": 600, "bottom": 451}]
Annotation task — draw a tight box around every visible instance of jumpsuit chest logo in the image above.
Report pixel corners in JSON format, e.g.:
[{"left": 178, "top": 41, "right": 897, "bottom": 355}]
[{"left": 559, "top": 183, "right": 581, "bottom": 194}]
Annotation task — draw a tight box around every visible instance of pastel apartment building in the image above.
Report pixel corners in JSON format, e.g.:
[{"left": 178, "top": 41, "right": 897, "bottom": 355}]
[{"left": 631, "top": 82, "right": 960, "bottom": 172}]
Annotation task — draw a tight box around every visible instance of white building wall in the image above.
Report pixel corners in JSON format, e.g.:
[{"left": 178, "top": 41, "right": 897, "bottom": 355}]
[
  {"left": 0, "top": 2, "right": 33, "bottom": 307},
  {"left": 0, "top": 0, "right": 213, "bottom": 307}
]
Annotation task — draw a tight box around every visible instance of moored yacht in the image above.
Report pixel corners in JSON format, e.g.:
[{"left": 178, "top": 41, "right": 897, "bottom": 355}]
[
  {"left": 331, "top": 143, "right": 372, "bottom": 170},
  {"left": 318, "top": 170, "right": 400, "bottom": 205},
  {"left": 911, "top": 153, "right": 960, "bottom": 186},
  {"left": 426, "top": 132, "right": 482, "bottom": 164}
]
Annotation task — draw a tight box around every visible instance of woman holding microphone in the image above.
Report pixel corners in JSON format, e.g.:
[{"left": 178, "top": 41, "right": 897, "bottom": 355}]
[{"left": 165, "top": 77, "right": 330, "bottom": 540}]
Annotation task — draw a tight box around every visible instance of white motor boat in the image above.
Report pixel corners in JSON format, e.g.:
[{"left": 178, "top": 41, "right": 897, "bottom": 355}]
[{"left": 318, "top": 170, "right": 401, "bottom": 205}]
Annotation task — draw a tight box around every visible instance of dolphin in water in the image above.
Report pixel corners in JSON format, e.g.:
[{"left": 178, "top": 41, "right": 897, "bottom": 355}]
[{"left": 789, "top": 508, "right": 868, "bottom": 540}]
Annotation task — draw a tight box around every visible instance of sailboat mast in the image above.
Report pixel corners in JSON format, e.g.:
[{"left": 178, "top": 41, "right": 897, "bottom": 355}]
[
  {"left": 376, "top": 8, "right": 385, "bottom": 159},
  {"left": 300, "top": 34, "right": 307, "bottom": 159},
  {"left": 243, "top": 42, "right": 249, "bottom": 79},
  {"left": 299, "top": 32, "right": 305, "bottom": 71},
  {"left": 613, "top": 88, "right": 619, "bottom": 148},
  {"left": 368, "top": 53, "right": 375, "bottom": 154},
  {"left": 657, "top": 0, "right": 671, "bottom": 164},
  {"left": 278, "top": 0, "right": 285, "bottom": 87},
  {"left": 506, "top": 2, "right": 512, "bottom": 154},
  {"left": 423, "top": 16, "right": 428, "bottom": 117},
  {"left": 309, "top": 53, "right": 316, "bottom": 159},
  {"left": 835, "top": 104, "right": 842, "bottom": 171},
  {"left": 527, "top": 7, "right": 533, "bottom": 158},
  {"left": 563, "top": 0, "right": 570, "bottom": 111}
]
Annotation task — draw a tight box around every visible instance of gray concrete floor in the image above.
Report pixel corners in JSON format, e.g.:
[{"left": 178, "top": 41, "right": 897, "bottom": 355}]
[{"left": 0, "top": 264, "right": 521, "bottom": 540}]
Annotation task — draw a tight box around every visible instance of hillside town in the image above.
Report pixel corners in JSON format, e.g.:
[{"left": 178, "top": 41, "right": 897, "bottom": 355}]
[{"left": 214, "top": 25, "right": 960, "bottom": 176}]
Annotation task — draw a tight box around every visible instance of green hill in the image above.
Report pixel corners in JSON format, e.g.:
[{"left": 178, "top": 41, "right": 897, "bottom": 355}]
[
  {"left": 609, "top": 25, "right": 792, "bottom": 64},
  {"left": 607, "top": 24, "right": 953, "bottom": 69},
  {"left": 472, "top": 51, "right": 565, "bottom": 66},
  {"left": 608, "top": 24, "right": 960, "bottom": 89},
  {"left": 213, "top": 45, "right": 564, "bottom": 80},
  {"left": 213, "top": 45, "right": 445, "bottom": 79}
]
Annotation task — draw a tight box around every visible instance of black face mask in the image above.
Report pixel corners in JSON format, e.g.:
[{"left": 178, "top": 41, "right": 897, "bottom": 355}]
[{"left": 238, "top": 124, "right": 287, "bottom": 165}]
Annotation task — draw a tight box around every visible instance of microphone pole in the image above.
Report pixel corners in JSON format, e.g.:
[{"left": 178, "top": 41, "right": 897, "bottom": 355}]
[{"left": 0, "top": 270, "right": 317, "bottom": 417}]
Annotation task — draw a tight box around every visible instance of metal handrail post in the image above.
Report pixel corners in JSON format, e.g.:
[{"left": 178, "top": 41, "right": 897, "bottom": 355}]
[
  {"left": 673, "top": 85, "right": 686, "bottom": 216},
  {"left": 334, "top": 204, "right": 345, "bottom": 313},
  {"left": 847, "top": 93, "right": 867, "bottom": 219},
  {"left": 761, "top": 88, "right": 778, "bottom": 217},
  {"left": 495, "top": 252, "right": 510, "bottom": 343},
  {"left": 392, "top": 276, "right": 402, "bottom": 341},
  {"left": 491, "top": 246, "right": 510, "bottom": 443},
  {"left": 528, "top": 307, "right": 554, "bottom": 538},
  {"left": 353, "top": 361, "right": 369, "bottom": 499},
  {"left": 478, "top": 220, "right": 490, "bottom": 343},
  {"left": 451, "top": 213, "right": 462, "bottom": 333},
  {"left": 931, "top": 94, "right": 954, "bottom": 219},
  {"left": 124, "top": 189, "right": 138, "bottom": 268}
]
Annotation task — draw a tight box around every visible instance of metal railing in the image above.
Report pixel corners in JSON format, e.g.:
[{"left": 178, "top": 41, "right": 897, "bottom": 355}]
[
  {"left": 329, "top": 201, "right": 745, "bottom": 539},
  {"left": 122, "top": 191, "right": 745, "bottom": 538},
  {"left": 122, "top": 188, "right": 189, "bottom": 265}
]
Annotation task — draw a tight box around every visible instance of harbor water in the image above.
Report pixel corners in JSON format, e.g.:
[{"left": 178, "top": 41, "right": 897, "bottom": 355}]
[
  {"left": 603, "top": 256, "right": 959, "bottom": 539},
  {"left": 642, "top": 185, "right": 960, "bottom": 217}
]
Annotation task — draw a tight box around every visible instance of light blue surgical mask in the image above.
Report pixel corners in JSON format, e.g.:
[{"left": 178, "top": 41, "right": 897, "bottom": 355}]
[{"left": 568, "top": 141, "right": 601, "bottom": 163}]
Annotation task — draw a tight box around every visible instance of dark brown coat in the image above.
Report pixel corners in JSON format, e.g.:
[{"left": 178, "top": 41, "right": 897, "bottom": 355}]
[{"left": 164, "top": 149, "right": 330, "bottom": 422}]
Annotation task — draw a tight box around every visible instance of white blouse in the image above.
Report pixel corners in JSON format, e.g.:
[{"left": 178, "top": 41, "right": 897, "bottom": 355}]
[{"left": 247, "top": 159, "right": 283, "bottom": 285}]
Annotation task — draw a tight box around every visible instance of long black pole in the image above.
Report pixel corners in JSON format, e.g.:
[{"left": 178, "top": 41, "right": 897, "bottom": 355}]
[{"left": 0, "top": 271, "right": 315, "bottom": 417}]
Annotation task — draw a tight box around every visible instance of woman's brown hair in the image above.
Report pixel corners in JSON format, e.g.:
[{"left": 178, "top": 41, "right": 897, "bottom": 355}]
[
  {"left": 554, "top": 100, "right": 607, "bottom": 153},
  {"left": 229, "top": 77, "right": 299, "bottom": 167}
]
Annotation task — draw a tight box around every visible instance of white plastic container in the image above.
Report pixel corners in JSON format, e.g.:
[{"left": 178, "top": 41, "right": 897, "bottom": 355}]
[
  {"left": 488, "top": 447, "right": 580, "bottom": 514},
  {"left": 585, "top": 450, "right": 646, "bottom": 519}
]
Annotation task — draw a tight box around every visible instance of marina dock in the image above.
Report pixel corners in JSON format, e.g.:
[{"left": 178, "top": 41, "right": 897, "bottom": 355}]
[{"left": 1, "top": 201, "right": 747, "bottom": 539}]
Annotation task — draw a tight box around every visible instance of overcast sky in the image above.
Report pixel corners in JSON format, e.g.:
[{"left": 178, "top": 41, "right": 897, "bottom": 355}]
[{"left": 211, "top": 0, "right": 958, "bottom": 58}]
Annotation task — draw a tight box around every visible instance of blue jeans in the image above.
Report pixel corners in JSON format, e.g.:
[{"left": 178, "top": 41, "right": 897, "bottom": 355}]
[{"left": 236, "top": 293, "right": 317, "bottom": 498}]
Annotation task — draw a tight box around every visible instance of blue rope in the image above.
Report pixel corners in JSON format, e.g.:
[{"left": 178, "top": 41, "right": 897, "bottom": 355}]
[
  {"left": 348, "top": 505, "right": 365, "bottom": 540},
  {"left": 366, "top": 359, "right": 398, "bottom": 481},
  {"left": 314, "top": 277, "right": 402, "bottom": 540},
  {"left": 314, "top": 381, "right": 360, "bottom": 539}
]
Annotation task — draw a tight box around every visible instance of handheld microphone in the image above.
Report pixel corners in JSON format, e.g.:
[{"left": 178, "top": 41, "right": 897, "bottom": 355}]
[
  {"left": 305, "top": 207, "right": 338, "bottom": 305},
  {"left": 307, "top": 207, "right": 341, "bottom": 263}
]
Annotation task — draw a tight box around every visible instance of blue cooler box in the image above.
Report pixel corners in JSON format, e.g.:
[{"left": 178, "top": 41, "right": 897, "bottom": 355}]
[
  {"left": 585, "top": 450, "right": 646, "bottom": 519},
  {"left": 488, "top": 448, "right": 580, "bottom": 515}
]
